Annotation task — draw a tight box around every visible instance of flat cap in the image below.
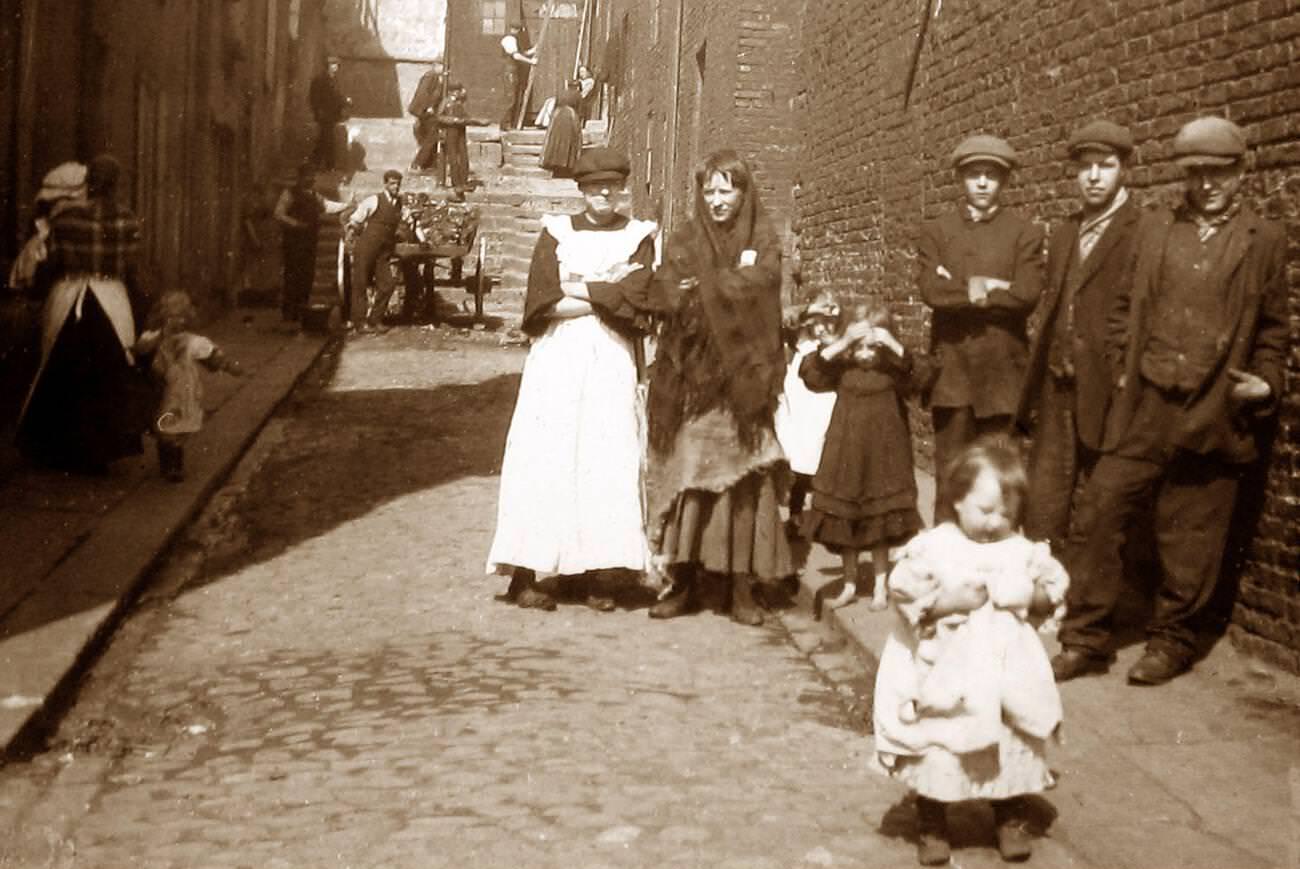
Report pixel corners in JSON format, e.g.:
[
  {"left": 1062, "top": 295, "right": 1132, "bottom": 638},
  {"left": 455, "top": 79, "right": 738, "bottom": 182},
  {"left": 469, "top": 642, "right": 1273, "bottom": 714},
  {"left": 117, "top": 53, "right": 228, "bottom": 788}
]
[
  {"left": 37, "top": 162, "right": 87, "bottom": 202},
  {"left": 951, "top": 135, "right": 1017, "bottom": 170},
  {"left": 573, "top": 147, "right": 630, "bottom": 184},
  {"left": 1172, "top": 117, "right": 1246, "bottom": 167},
  {"left": 1068, "top": 120, "right": 1134, "bottom": 157}
]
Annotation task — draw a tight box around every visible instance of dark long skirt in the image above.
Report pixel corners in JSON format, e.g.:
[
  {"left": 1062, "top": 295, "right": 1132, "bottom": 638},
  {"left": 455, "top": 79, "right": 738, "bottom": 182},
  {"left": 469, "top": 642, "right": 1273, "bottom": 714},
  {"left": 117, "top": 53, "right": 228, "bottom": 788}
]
[
  {"left": 658, "top": 470, "right": 793, "bottom": 582},
  {"left": 17, "top": 292, "right": 148, "bottom": 472},
  {"left": 541, "top": 107, "right": 582, "bottom": 177}
]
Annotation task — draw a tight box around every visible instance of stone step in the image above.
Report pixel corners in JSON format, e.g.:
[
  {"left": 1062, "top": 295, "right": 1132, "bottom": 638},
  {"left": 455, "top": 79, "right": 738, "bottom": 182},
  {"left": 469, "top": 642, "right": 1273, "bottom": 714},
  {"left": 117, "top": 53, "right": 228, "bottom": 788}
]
[
  {"left": 503, "top": 128, "right": 547, "bottom": 145},
  {"left": 342, "top": 119, "right": 503, "bottom": 175},
  {"left": 340, "top": 170, "right": 582, "bottom": 203},
  {"left": 499, "top": 165, "right": 551, "bottom": 179},
  {"left": 346, "top": 118, "right": 503, "bottom": 143}
]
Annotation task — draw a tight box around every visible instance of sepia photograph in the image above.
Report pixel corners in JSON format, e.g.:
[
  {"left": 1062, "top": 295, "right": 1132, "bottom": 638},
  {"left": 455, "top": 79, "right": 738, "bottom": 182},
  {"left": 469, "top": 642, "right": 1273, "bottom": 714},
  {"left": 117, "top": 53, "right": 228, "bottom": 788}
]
[{"left": 0, "top": 0, "right": 1297, "bottom": 866}]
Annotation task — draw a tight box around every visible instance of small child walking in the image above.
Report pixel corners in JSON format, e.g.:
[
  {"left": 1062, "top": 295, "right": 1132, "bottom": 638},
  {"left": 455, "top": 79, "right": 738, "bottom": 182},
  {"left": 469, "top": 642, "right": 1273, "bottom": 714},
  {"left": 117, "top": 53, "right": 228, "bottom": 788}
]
[
  {"left": 800, "top": 300, "right": 922, "bottom": 611},
  {"left": 872, "top": 436, "right": 1069, "bottom": 865},
  {"left": 134, "top": 292, "right": 243, "bottom": 482},
  {"left": 773, "top": 296, "right": 840, "bottom": 532}
]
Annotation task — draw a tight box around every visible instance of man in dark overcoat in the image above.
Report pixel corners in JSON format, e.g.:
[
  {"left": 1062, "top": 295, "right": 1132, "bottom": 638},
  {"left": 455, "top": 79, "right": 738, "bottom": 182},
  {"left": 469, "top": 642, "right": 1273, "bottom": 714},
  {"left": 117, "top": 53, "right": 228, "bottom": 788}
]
[
  {"left": 408, "top": 60, "right": 445, "bottom": 174},
  {"left": 309, "top": 56, "right": 350, "bottom": 170},
  {"left": 1016, "top": 120, "right": 1142, "bottom": 553},
  {"left": 1053, "top": 117, "right": 1289, "bottom": 685},
  {"left": 918, "top": 135, "right": 1044, "bottom": 517}
]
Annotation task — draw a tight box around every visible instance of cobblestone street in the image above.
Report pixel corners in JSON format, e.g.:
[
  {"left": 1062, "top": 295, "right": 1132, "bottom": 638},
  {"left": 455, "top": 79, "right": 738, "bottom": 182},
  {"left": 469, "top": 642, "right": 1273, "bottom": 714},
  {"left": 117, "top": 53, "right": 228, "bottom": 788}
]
[{"left": 0, "top": 331, "right": 907, "bottom": 869}]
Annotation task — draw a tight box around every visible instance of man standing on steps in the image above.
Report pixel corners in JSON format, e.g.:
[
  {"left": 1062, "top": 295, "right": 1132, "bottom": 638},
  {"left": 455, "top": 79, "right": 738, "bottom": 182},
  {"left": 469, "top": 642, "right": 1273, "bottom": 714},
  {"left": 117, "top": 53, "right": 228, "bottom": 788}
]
[
  {"left": 408, "top": 60, "right": 446, "bottom": 175},
  {"left": 437, "top": 84, "right": 490, "bottom": 194},
  {"left": 309, "top": 55, "right": 350, "bottom": 170},
  {"left": 500, "top": 22, "right": 537, "bottom": 131},
  {"left": 346, "top": 170, "right": 403, "bottom": 334}
]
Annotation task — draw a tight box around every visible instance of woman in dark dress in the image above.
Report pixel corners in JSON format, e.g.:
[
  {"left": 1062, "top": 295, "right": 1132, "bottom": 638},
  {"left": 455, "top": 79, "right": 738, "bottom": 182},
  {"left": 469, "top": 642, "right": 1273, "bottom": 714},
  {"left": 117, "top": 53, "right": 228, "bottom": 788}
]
[
  {"left": 644, "top": 150, "right": 792, "bottom": 626},
  {"left": 16, "top": 154, "right": 150, "bottom": 474},
  {"left": 799, "top": 302, "right": 922, "bottom": 611},
  {"left": 540, "top": 86, "right": 583, "bottom": 179}
]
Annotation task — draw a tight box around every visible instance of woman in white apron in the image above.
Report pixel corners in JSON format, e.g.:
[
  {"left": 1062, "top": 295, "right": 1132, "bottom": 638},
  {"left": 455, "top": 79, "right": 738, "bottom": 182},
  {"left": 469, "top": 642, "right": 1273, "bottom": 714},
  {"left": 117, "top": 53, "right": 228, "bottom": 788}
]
[{"left": 487, "top": 147, "right": 657, "bottom": 611}]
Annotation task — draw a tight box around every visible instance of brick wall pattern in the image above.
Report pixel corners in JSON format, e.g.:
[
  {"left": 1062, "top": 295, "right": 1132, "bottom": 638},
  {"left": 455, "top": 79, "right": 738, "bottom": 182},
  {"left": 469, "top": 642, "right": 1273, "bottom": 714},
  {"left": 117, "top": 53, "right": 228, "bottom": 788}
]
[{"left": 795, "top": 0, "right": 1300, "bottom": 670}]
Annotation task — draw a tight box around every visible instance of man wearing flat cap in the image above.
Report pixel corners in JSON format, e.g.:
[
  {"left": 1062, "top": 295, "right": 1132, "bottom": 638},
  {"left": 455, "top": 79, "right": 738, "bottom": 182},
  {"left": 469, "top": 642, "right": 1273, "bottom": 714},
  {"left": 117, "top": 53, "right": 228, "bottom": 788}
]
[
  {"left": 918, "top": 134, "right": 1044, "bottom": 517},
  {"left": 1055, "top": 116, "right": 1289, "bottom": 685},
  {"left": 1016, "top": 120, "right": 1143, "bottom": 563}
]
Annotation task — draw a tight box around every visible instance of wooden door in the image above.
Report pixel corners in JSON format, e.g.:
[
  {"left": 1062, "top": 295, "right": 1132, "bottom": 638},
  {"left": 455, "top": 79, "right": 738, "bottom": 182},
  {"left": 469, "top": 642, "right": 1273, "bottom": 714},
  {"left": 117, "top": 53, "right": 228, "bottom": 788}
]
[{"left": 524, "top": 2, "right": 580, "bottom": 116}]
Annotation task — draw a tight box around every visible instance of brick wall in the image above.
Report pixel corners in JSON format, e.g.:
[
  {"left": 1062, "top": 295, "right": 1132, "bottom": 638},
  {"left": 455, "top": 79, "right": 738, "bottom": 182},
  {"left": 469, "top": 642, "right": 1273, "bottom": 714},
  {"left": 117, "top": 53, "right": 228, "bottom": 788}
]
[
  {"left": 602, "top": 0, "right": 804, "bottom": 270},
  {"left": 796, "top": 0, "right": 1300, "bottom": 670}
]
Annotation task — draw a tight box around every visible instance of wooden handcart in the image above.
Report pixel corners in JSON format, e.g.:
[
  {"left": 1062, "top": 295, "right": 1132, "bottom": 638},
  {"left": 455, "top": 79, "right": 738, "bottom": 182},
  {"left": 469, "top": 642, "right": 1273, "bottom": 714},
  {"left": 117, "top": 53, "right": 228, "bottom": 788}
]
[
  {"left": 393, "top": 223, "right": 489, "bottom": 320},
  {"left": 332, "top": 211, "right": 489, "bottom": 324}
]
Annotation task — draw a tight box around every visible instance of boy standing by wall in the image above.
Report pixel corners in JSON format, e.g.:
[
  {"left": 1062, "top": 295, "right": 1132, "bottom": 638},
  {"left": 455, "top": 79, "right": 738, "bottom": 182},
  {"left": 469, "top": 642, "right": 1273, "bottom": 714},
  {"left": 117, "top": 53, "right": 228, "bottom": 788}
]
[{"left": 918, "top": 135, "right": 1044, "bottom": 517}]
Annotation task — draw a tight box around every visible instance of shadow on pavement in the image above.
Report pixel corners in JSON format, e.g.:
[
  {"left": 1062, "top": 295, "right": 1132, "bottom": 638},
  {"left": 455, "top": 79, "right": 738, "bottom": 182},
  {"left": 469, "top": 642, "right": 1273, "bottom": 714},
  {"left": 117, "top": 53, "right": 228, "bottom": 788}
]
[{"left": 180, "top": 368, "right": 522, "bottom": 595}]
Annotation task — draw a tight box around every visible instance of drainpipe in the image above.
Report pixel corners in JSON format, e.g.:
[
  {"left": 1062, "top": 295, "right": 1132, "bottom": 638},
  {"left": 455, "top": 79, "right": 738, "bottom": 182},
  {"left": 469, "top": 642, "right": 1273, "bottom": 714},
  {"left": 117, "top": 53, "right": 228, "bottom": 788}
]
[{"left": 663, "top": 0, "right": 685, "bottom": 232}]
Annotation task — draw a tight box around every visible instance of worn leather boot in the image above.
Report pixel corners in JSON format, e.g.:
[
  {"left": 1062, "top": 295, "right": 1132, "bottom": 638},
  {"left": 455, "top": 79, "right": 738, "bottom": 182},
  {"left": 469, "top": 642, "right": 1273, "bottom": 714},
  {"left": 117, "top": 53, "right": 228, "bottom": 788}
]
[
  {"left": 649, "top": 570, "right": 696, "bottom": 619},
  {"left": 729, "top": 574, "right": 764, "bottom": 626},
  {"left": 496, "top": 568, "right": 531, "bottom": 603},
  {"left": 497, "top": 568, "right": 555, "bottom": 611},
  {"left": 157, "top": 441, "right": 185, "bottom": 483},
  {"left": 992, "top": 798, "right": 1032, "bottom": 862},
  {"left": 915, "top": 796, "right": 950, "bottom": 866},
  {"left": 581, "top": 571, "right": 616, "bottom": 612}
]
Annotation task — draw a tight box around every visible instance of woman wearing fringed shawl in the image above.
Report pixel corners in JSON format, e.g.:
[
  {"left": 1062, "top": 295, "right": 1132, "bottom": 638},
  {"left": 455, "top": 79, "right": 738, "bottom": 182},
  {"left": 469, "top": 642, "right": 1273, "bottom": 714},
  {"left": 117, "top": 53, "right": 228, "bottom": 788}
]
[
  {"left": 645, "top": 150, "right": 793, "bottom": 626},
  {"left": 486, "top": 147, "right": 657, "bottom": 612}
]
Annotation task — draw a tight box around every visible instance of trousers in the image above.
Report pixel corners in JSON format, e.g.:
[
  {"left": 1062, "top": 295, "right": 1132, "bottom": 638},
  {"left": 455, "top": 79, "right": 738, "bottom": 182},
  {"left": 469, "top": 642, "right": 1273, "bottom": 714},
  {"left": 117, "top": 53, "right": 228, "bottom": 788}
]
[
  {"left": 281, "top": 237, "right": 316, "bottom": 321},
  {"left": 1024, "top": 373, "right": 1097, "bottom": 551},
  {"left": 350, "top": 237, "right": 397, "bottom": 326},
  {"left": 1061, "top": 382, "right": 1242, "bottom": 659}
]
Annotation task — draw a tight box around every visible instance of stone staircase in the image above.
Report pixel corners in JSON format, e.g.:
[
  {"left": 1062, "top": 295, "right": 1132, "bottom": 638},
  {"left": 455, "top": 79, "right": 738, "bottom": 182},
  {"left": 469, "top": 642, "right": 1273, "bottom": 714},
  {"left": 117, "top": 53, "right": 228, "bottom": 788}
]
[{"left": 319, "top": 118, "right": 606, "bottom": 302}]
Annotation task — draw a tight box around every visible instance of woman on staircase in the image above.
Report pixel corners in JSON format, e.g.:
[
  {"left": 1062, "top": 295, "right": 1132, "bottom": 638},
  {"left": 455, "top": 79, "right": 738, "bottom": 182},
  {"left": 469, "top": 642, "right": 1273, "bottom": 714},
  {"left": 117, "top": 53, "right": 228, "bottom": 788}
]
[{"left": 540, "top": 85, "right": 583, "bottom": 179}]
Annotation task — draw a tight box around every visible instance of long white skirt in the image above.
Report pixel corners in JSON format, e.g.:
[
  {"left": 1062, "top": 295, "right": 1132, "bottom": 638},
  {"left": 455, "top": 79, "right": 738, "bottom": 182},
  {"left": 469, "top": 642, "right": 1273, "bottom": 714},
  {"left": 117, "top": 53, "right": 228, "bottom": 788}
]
[{"left": 486, "top": 314, "right": 647, "bottom": 576}]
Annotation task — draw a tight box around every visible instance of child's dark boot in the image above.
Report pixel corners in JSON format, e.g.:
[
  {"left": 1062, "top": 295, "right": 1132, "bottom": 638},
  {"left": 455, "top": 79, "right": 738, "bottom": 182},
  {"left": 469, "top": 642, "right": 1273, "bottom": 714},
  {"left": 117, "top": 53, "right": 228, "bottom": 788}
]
[
  {"left": 157, "top": 441, "right": 184, "bottom": 483},
  {"left": 992, "top": 797, "right": 1032, "bottom": 862},
  {"left": 915, "top": 796, "right": 950, "bottom": 866}
]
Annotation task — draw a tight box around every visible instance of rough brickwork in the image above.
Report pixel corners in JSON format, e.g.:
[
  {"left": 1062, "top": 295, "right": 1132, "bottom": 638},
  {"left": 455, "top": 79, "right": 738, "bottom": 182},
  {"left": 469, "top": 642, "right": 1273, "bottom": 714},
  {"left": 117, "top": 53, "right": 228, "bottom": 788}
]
[
  {"left": 796, "top": 0, "right": 1300, "bottom": 670},
  {"left": 600, "top": 0, "right": 804, "bottom": 262}
]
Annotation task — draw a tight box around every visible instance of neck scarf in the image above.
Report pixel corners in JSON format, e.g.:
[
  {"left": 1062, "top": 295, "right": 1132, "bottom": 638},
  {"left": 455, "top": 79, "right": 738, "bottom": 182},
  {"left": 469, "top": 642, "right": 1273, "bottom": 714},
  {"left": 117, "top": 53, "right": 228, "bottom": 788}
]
[
  {"left": 1077, "top": 187, "right": 1129, "bottom": 261},
  {"left": 966, "top": 203, "right": 999, "bottom": 223},
  {"left": 1190, "top": 197, "right": 1240, "bottom": 243}
]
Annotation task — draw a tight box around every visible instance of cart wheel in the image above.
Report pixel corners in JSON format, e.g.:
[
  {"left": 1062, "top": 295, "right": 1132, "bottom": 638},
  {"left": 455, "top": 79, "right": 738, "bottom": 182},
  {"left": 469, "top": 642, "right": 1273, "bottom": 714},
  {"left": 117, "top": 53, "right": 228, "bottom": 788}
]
[
  {"left": 336, "top": 238, "right": 351, "bottom": 311},
  {"left": 471, "top": 238, "right": 486, "bottom": 319}
]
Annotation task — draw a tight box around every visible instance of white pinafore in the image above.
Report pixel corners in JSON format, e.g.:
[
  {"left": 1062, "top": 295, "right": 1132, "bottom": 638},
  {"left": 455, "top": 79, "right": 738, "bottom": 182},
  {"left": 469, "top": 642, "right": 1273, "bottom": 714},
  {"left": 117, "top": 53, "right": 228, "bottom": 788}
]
[{"left": 486, "top": 214, "right": 656, "bottom": 577}]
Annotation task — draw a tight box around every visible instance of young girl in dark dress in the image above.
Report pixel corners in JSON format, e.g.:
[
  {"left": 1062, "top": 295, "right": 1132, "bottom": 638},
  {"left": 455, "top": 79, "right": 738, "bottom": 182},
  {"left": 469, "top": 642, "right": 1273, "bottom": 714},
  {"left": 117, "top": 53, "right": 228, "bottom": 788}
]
[{"left": 800, "top": 301, "right": 922, "bottom": 611}]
